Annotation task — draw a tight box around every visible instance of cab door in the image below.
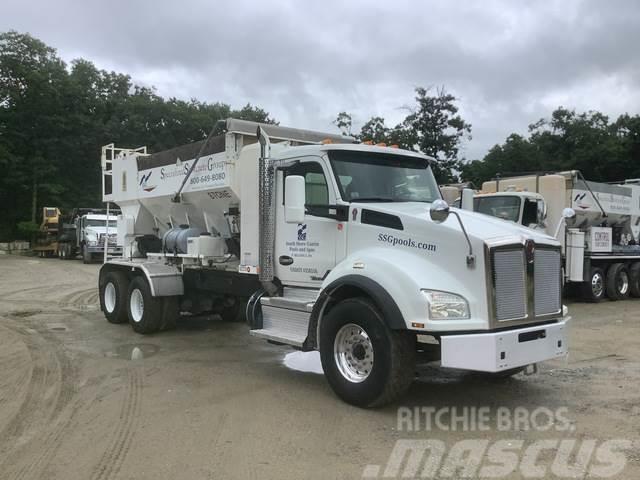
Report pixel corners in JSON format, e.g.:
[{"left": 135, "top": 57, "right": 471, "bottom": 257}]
[{"left": 274, "top": 158, "right": 344, "bottom": 287}]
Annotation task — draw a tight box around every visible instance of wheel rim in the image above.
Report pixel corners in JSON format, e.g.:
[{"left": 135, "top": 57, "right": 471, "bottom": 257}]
[
  {"left": 104, "top": 282, "right": 117, "bottom": 313},
  {"left": 617, "top": 271, "right": 629, "bottom": 295},
  {"left": 130, "top": 288, "right": 144, "bottom": 323},
  {"left": 592, "top": 272, "right": 604, "bottom": 298},
  {"left": 333, "top": 323, "right": 374, "bottom": 383}
]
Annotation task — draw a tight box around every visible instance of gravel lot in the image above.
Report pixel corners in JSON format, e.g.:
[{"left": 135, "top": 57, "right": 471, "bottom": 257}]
[{"left": 0, "top": 255, "right": 638, "bottom": 479}]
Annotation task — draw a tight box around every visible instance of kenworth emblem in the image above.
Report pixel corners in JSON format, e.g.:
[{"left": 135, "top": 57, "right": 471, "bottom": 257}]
[{"left": 525, "top": 239, "right": 535, "bottom": 264}]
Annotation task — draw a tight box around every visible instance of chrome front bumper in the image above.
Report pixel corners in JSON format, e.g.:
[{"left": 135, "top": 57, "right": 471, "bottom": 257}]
[{"left": 440, "top": 319, "right": 569, "bottom": 372}]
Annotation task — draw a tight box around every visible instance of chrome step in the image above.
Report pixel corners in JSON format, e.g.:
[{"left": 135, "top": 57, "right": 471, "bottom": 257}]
[
  {"left": 250, "top": 305, "right": 310, "bottom": 347},
  {"left": 260, "top": 287, "right": 319, "bottom": 312}
]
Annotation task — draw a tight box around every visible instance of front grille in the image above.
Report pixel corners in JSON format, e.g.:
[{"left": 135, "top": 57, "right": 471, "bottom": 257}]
[
  {"left": 490, "top": 244, "right": 562, "bottom": 323},
  {"left": 98, "top": 233, "right": 118, "bottom": 246},
  {"left": 492, "top": 248, "right": 526, "bottom": 320},
  {"left": 534, "top": 249, "right": 561, "bottom": 315}
]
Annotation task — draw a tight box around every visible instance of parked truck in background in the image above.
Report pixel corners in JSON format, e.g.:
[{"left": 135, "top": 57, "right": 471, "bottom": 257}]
[
  {"left": 64, "top": 208, "right": 122, "bottom": 263},
  {"left": 97, "top": 119, "right": 570, "bottom": 407},
  {"left": 32, "top": 207, "right": 121, "bottom": 262},
  {"left": 473, "top": 171, "right": 640, "bottom": 302}
]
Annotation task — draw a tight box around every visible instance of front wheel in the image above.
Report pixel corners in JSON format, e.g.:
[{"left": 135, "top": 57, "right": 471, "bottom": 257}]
[{"left": 319, "top": 297, "right": 415, "bottom": 408}]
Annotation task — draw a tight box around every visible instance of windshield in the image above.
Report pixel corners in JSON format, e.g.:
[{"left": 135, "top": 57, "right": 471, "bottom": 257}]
[
  {"left": 474, "top": 196, "right": 521, "bottom": 222},
  {"left": 84, "top": 219, "right": 117, "bottom": 228},
  {"left": 329, "top": 150, "right": 441, "bottom": 203}
]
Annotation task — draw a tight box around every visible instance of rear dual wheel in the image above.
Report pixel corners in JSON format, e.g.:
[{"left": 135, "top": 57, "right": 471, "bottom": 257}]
[
  {"left": 581, "top": 267, "right": 605, "bottom": 303},
  {"left": 629, "top": 262, "right": 640, "bottom": 298},
  {"left": 606, "top": 263, "right": 630, "bottom": 301},
  {"left": 127, "top": 276, "right": 179, "bottom": 334},
  {"left": 100, "top": 271, "right": 129, "bottom": 324},
  {"left": 100, "top": 272, "right": 179, "bottom": 332}
]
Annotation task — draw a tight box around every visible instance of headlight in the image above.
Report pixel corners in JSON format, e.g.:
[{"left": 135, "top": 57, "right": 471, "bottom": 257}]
[
  {"left": 87, "top": 238, "right": 98, "bottom": 246},
  {"left": 422, "top": 290, "right": 470, "bottom": 320}
]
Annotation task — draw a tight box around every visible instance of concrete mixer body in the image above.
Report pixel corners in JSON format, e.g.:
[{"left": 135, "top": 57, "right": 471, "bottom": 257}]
[{"left": 479, "top": 171, "right": 640, "bottom": 301}]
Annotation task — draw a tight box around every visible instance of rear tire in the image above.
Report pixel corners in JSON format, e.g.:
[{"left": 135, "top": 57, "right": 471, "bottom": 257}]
[
  {"left": 100, "top": 271, "right": 129, "bottom": 324},
  {"left": 606, "top": 263, "right": 630, "bottom": 301},
  {"left": 127, "top": 276, "right": 162, "bottom": 334},
  {"left": 581, "top": 267, "right": 605, "bottom": 303},
  {"left": 629, "top": 262, "right": 640, "bottom": 298},
  {"left": 319, "top": 297, "right": 415, "bottom": 408}
]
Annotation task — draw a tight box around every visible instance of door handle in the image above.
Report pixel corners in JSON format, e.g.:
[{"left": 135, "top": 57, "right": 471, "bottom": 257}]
[{"left": 279, "top": 255, "right": 294, "bottom": 266}]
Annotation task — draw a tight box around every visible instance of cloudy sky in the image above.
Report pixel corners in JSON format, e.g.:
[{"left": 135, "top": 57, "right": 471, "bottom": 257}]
[{"left": 2, "top": 0, "right": 639, "bottom": 159}]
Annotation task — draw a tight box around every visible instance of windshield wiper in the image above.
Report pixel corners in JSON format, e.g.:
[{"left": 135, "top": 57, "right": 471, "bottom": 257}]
[{"left": 350, "top": 196, "right": 395, "bottom": 202}]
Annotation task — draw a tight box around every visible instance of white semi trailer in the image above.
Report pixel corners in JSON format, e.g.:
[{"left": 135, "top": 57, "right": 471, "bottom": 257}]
[
  {"left": 98, "top": 119, "right": 569, "bottom": 406},
  {"left": 479, "top": 172, "right": 640, "bottom": 302}
]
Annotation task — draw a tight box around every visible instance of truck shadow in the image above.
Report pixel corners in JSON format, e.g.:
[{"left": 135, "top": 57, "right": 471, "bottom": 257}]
[{"left": 402, "top": 363, "right": 560, "bottom": 410}]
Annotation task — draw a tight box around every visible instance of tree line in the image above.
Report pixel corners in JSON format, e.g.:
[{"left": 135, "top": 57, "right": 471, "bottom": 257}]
[
  {"left": 0, "top": 31, "right": 273, "bottom": 240},
  {"left": 2, "top": 31, "right": 639, "bottom": 241}
]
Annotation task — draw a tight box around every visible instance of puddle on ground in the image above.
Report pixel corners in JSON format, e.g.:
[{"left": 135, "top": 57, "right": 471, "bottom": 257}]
[
  {"left": 283, "top": 351, "right": 324, "bottom": 375},
  {"left": 105, "top": 343, "right": 159, "bottom": 361}
]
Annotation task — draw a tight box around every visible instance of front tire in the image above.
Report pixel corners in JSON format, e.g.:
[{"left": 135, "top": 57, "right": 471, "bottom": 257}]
[
  {"left": 319, "top": 297, "right": 415, "bottom": 408},
  {"left": 100, "top": 271, "right": 129, "bottom": 324},
  {"left": 127, "top": 276, "right": 163, "bottom": 334}
]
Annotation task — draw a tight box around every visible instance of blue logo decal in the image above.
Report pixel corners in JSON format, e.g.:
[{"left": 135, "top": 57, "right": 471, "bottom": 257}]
[{"left": 297, "top": 223, "right": 307, "bottom": 241}]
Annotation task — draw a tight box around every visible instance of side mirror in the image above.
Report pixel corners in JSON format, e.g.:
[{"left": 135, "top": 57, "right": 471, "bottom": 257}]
[
  {"left": 562, "top": 207, "right": 576, "bottom": 226},
  {"left": 430, "top": 199, "right": 450, "bottom": 223},
  {"left": 554, "top": 207, "right": 577, "bottom": 238},
  {"left": 284, "top": 175, "right": 306, "bottom": 224},
  {"left": 460, "top": 188, "right": 474, "bottom": 211},
  {"left": 537, "top": 200, "right": 548, "bottom": 225}
]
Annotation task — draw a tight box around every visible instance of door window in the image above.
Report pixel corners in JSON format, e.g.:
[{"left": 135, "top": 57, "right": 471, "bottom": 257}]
[{"left": 285, "top": 162, "right": 329, "bottom": 206}]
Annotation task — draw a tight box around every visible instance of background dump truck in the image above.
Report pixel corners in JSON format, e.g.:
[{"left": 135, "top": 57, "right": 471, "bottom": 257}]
[
  {"left": 477, "top": 172, "right": 640, "bottom": 302},
  {"left": 98, "top": 118, "right": 570, "bottom": 406},
  {"left": 56, "top": 208, "right": 122, "bottom": 263}
]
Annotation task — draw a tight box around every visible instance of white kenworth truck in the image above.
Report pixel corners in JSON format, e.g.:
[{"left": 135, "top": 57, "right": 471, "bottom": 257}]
[
  {"left": 478, "top": 172, "right": 640, "bottom": 303},
  {"left": 99, "top": 119, "right": 569, "bottom": 407}
]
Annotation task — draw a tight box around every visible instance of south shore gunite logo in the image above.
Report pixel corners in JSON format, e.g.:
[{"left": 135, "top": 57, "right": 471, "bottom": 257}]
[{"left": 361, "top": 406, "right": 632, "bottom": 479}]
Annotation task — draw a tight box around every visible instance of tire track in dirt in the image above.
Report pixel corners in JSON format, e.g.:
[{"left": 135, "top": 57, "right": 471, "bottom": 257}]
[
  {"left": 0, "top": 317, "right": 80, "bottom": 479},
  {"left": 90, "top": 368, "right": 142, "bottom": 480},
  {"left": 0, "top": 283, "right": 78, "bottom": 303},
  {"left": 58, "top": 287, "right": 100, "bottom": 311}
]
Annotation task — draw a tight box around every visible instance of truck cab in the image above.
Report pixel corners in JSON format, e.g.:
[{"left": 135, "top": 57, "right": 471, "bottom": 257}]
[
  {"left": 75, "top": 212, "right": 121, "bottom": 263},
  {"left": 473, "top": 191, "right": 547, "bottom": 231}
]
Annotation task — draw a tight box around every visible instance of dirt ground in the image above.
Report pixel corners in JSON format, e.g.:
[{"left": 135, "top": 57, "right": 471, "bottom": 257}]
[{"left": 0, "top": 254, "right": 639, "bottom": 480}]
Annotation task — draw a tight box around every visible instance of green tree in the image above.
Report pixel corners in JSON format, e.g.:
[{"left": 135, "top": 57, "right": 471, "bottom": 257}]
[
  {"left": 462, "top": 107, "right": 640, "bottom": 186},
  {"left": 0, "top": 31, "right": 278, "bottom": 241},
  {"left": 0, "top": 31, "right": 68, "bottom": 234}
]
